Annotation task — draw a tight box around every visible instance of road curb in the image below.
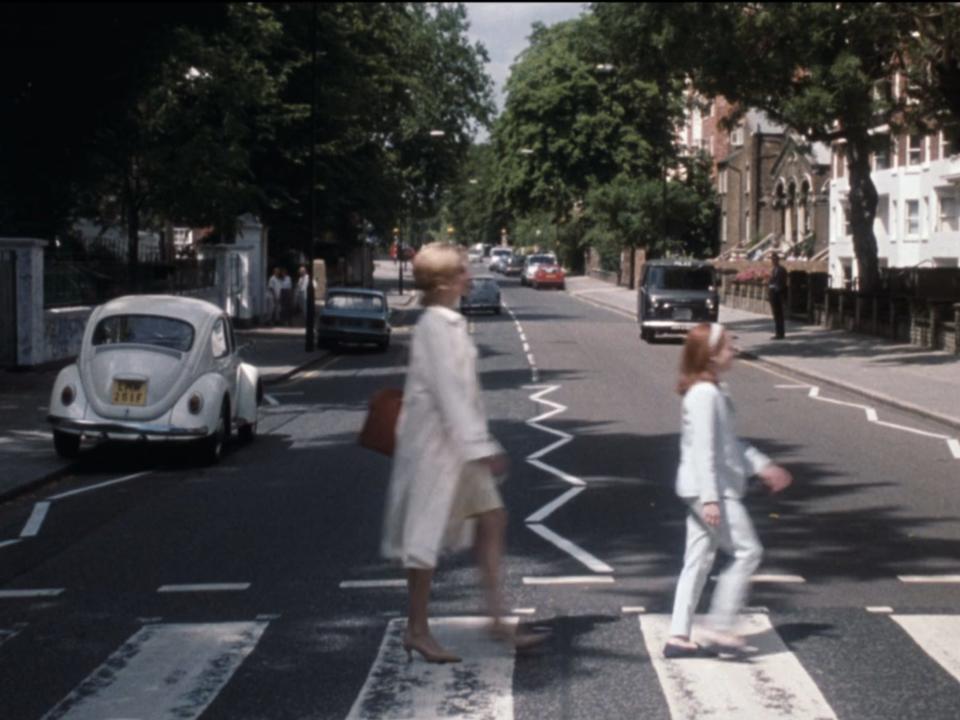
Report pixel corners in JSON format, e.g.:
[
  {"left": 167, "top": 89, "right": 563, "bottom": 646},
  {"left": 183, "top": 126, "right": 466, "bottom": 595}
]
[
  {"left": 0, "top": 464, "right": 74, "bottom": 505},
  {"left": 568, "top": 286, "right": 960, "bottom": 434},
  {"left": 737, "top": 351, "right": 960, "bottom": 433}
]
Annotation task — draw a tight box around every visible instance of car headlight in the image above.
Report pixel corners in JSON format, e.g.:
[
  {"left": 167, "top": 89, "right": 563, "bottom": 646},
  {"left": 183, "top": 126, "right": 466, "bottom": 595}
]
[
  {"left": 706, "top": 297, "right": 716, "bottom": 310},
  {"left": 188, "top": 393, "right": 204, "bottom": 415},
  {"left": 61, "top": 385, "right": 75, "bottom": 407}
]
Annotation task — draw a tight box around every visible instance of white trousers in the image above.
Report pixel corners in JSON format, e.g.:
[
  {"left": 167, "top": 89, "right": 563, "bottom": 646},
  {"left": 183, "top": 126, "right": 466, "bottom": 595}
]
[{"left": 669, "top": 497, "right": 763, "bottom": 638}]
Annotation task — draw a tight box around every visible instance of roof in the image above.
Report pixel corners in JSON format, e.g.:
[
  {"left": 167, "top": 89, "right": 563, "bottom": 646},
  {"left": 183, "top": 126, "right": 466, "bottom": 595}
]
[
  {"left": 98, "top": 294, "right": 223, "bottom": 321},
  {"left": 645, "top": 258, "right": 713, "bottom": 267},
  {"left": 325, "top": 287, "right": 386, "bottom": 298}
]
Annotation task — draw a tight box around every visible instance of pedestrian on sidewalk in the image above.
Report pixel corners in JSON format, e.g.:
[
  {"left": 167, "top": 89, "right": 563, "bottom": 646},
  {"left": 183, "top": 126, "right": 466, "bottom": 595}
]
[
  {"left": 279, "top": 267, "right": 294, "bottom": 326},
  {"left": 268, "top": 267, "right": 284, "bottom": 325},
  {"left": 768, "top": 253, "right": 788, "bottom": 339},
  {"left": 663, "top": 323, "right": 792, "bottom": 659},
  {"left": 381, "top": 242, "right": 544, "bottom": 664}
]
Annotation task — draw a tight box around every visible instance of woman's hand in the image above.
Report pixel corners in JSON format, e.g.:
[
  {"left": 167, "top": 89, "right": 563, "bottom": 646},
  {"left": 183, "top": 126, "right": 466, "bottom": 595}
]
[
  {"left": 484, "top": 454, "right": 509, "bottom": 478},
  {"left": 758, "top": 464, "right": 793, "bottom": 494},
  {"left": 701, "top": 501, "right": 721, "bottom": 527}
]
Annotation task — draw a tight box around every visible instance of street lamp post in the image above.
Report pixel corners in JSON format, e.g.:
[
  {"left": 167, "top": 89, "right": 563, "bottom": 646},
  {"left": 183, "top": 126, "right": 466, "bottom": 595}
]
[{"left": 305, "top": 3, "right": 319, "bottom": 352}]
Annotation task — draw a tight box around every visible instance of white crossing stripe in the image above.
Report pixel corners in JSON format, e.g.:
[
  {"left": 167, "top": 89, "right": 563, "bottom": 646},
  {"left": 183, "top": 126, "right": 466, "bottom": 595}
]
[
  {"left": 522, "top": 575, "right": 615, "bottom": 585},
  {"left": 41, "top": 621, "right": 267, "bottom": 720},
  {"left": 891, "top": 615, "right": 960, "bottom": 683},
  {"left": 898, "top": 575, "right": 960, "bottom": 583},
  {"left": 346, "top": 616, "right": 517, "bottom": 720},
  {"left": 20, "top": 501, "right": 50, "bottom": 537},
  {"left": 0, "top": 588, "right": 64, "bottom": 598},
  {"left": 641, "top": 613, "right": 838, "bottom": 720},
  {"left": 157, "top": 583, "right": 250, "bottom": 593},
  {"left": 340, "top": 579, "right": 407, "bottom": 589}
]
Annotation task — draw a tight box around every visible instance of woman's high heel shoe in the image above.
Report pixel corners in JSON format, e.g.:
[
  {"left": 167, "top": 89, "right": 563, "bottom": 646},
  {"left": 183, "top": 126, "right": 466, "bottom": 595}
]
[{"left": 402, "top": 634, "right": 461, "bottom": 664}]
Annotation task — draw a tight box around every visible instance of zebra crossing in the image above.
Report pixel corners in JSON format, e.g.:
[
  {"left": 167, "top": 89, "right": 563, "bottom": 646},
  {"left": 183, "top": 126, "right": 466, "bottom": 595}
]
[{"left": 2, "top": 609, "right": 960, "bottom": 719}]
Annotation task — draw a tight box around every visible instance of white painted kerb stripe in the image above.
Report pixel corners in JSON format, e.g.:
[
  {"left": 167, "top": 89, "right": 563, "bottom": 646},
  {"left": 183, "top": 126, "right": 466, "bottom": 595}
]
[
  {"left": 347, "top": 617, "right": 517, "bottom": 720},
  {"left": 157, "top": 583, "right": 250, "bottom": 593},
  {"left": 41, "top": 622, "right": 267, "bottom": 720},
  {"left": 50, "top": 471, "right": 151, "bottom": 500},
  {"left": 642, "top": 613, "right": 838, "bottom": 719},
  {"left": 526, "top": 523, "right": 613, "bottom": 574},
  {"left": 0, "top": 588, "right": 64, "bottom": 598},
  {"left": 892, "top": 615, "right": 960, "bottom": 683}
]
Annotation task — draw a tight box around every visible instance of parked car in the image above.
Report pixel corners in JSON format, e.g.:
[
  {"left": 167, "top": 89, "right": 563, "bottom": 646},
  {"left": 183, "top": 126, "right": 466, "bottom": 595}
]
[
  {"left": 460, "top": 275, "right": 502, "bottom": 315},
  {"left": 532, "top": 263, "right": 566, "bottom": 290},
  {"left": 317, "top": 288, "right": 391, "bottom": 351},
  {"left": 503, "top": 254, "right": 525, "bottom": 277},
  {"left": 47, "top": 295, "right": 262, "bottom": 464},
  {"left": 488, "top": 247, "right": 513, "bottom": 273},
  {"left": 521, "top": 253, "right": 558, "bottom": 286},
  {"left": 636, "top": 259, "right": 718, "bottom": 343}
]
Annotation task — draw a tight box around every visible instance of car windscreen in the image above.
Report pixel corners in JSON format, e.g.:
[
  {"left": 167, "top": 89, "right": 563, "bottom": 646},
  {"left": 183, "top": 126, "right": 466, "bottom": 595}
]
[
  {"left": 92, "top": 314, "right": 195, "bottom": 352},
  {"left": 326, "top": 293, "right": 384, "bottom": 312},
  {"left": 527, "top": 255, "right": 556, "bottom": 265},
  {"left": 509, "top": 256, "right": 525, "bottom": 266},
  {"left": 469, "top": 278, "right": 497, "bottom": 291},
  {"left": 645, "top": 267, "right": 714, "bottom": 290}
]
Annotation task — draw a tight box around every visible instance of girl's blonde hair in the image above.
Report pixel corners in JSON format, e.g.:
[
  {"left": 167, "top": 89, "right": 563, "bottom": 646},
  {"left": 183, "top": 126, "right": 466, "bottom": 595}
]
[
  {"left": 413, "top": 242, "right": 466, "bottom": 305},
  {"left": 676, "top": 323, "right": 722, "bottom": 395}
]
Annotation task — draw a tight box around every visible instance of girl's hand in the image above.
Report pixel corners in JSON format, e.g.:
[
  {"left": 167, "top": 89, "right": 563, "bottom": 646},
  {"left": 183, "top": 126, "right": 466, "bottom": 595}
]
[
  {"left": 702, "top": 502, "right": 721, "bottom": 527},
  {"left": 759, "top": 464, "right": 792, "bottom": 493}
]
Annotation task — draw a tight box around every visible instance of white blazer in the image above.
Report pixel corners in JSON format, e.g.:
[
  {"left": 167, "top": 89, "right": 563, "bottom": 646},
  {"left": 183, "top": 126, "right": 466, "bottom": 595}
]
[
  {"left": 381, "top": 305, "right": 501, "bottom": 568},
  {"left": 675, "top": 381, "right": 770, "bottom": 503}
]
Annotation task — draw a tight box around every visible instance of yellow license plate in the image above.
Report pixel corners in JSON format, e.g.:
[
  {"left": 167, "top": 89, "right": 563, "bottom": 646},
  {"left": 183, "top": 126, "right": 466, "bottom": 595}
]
[{"left": 111, "top": 379, "right": 147, "bottom": 406}]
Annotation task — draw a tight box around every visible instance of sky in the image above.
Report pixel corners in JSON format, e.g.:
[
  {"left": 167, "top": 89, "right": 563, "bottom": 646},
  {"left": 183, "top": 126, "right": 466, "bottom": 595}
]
[{"left": 463, "top": 2, "right": 588, "bottom": 141}]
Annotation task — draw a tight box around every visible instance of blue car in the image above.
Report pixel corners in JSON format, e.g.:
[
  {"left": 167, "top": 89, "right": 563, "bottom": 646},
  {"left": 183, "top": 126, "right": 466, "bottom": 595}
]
[
  {"left": 317, "top": 288, "right": 391, "bottom": 351},
  {"left": 460, "top": 275, "right": 502, "bottom": 315}
]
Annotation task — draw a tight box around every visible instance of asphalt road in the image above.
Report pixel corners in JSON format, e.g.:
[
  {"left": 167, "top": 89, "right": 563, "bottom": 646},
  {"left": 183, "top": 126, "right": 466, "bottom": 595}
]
[{"left": 1, "top": 269, "right": 959, "bottom": 719}]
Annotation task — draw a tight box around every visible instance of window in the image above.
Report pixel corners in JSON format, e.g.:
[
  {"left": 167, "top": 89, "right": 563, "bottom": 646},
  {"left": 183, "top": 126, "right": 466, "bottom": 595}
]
[
  {"left": 843, "top": 205, "right": 852, "bottom": 237},
  {"left": 938, "top": 190, "right": 959, "bottom": 232},
  {"left": 718, "top": 169, "right": 727, "bottom": 194},
  {"left": 730, "top": 126, "right": 744, "bottom": 147},
  {"left": 745, "top": 166, "right": 751, "bottom": 194},
  {"left": 92, "top": 315, "right": 195, "bottom": 352},
  {"left": 906, "top": 200, "right": 920, "bottom": 236},
  {"left": 211, "top": 319, "right": 229, "bottom": 359},
  {"left": 874, "top": 137, "right": 890, "bottom": 170},
  {"left": 875, "top": 195, "right": 889, "bottom": 235},
  {"left": 721, "top": 212, "right": 728, "bottom": 244},
  {"left": 937, "top": 132, "right": 948, "bottom": 157},
  {"left": 908, "top": 134, "right": 924, "bottom": 166},
  {"left": 743, "top": 211, "right": 750, "bottom": 243}
]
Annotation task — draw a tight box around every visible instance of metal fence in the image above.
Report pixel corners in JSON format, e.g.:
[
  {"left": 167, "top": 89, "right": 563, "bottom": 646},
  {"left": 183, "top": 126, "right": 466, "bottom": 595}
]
[{"left": 44, "top": 256, "right": 216, "bottom": 308}]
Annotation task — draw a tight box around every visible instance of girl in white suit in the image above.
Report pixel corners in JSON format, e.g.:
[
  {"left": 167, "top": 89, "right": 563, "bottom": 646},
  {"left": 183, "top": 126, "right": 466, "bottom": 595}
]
[
  {"left": 664, "top": 323, "right": 792, "bottom": 658},
  {"left": 382, "top": 243, "right": 541, "bottom": 664}
]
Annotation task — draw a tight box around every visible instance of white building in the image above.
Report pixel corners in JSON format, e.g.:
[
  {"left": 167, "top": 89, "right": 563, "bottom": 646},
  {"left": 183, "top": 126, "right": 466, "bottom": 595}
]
[{"left": 829, "top": 128, "right": 960, "bottom": 288}]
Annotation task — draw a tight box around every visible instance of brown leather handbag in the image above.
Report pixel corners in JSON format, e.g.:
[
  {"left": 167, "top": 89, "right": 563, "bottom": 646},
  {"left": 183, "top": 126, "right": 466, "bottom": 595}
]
[{"left": 358, "top": 388, "right": 403, "bottom": 456}]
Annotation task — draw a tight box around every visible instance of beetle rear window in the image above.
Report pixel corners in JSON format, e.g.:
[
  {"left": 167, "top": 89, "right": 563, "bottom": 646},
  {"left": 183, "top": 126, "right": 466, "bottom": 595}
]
[
  {"left": 326, "top": 294, "right": 384, "bottom": 312},
  {"left": 92, "top": 315, "right": 195, "bottom": 352}
]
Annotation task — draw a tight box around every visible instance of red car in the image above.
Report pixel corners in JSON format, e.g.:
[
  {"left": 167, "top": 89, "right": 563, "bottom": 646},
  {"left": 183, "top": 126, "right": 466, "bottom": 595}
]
[{"left": 532, "top": 264, "right": 565, "bottom": 290}]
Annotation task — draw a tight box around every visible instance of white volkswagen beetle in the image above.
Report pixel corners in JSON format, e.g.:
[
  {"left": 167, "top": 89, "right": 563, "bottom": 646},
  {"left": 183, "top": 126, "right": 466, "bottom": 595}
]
[{"left": 48, "top": 295, "right": 262, "bottom": 464}]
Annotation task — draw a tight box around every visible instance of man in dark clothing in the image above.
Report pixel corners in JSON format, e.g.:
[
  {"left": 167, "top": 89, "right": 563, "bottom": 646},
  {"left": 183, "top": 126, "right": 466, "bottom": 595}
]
[{"left": 768, "top": 253, "right": 788, "bottom": 339}]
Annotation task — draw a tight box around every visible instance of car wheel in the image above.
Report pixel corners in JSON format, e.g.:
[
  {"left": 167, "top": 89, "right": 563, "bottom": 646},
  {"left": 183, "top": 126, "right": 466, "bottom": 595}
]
[
  {"left": 53, "top": 430, "right": 81, "bottom": 459},
  {"left": 200, "top": 400, "right": 229, "bottom": 465},
  {"left": 238, "top": 420, "right": 257, "bottom": 444},
  {"left": 642, "top": 328, "right": 657, "bottom": 344}
]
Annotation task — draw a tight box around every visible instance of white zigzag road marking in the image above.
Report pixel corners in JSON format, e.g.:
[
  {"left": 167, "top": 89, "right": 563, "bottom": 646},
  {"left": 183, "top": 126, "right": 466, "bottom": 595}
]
[
  {"left": 776, "top": 385, "right": 959, "bottom": 460},
  {"left": 523, "top": 385, "right": 612, "bottom": 573}
]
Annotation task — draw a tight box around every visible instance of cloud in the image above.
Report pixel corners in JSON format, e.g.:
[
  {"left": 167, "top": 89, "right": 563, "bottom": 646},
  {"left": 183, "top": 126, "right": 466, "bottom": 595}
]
[{"left": 464, "top": 2, "right": 587, "bottom": 138}]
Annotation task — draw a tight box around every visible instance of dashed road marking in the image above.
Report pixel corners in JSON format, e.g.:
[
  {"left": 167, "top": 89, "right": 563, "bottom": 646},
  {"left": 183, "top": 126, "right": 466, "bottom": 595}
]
[
  {"left": 20, "top": 501, "right": 50, "bottom": 537},
  {"left": 522, "top": 576, "right": 615, "bottom": 585},
  {"left": 0, "top": 588, "right": 64, "bottom": 598},
  {"left": 157, "top": 583, "right": 251, "bottom": 593},
  {"left": 898, "top": 575, "right": 960, "bottom": 584},
  {"left": 340, "top": 579, "right": 407, "bottom": 589},
  {"left": 50, "top": 471, "right": 151, "bottom": 500}
]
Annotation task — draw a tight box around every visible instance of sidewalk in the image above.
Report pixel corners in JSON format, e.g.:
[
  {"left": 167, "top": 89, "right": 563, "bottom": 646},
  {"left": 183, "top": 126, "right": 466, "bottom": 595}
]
[
  {"left": 0, "top": 261, "right": 418, "bottom": 504},
  {"left": 565, "top": 274, "right": 960, "bottom": 431}
]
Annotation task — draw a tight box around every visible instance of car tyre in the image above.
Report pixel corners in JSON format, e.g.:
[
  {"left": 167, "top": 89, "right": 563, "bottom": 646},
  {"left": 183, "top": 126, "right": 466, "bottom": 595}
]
[
  {"left": 200, "top": 400, "right": 230, "bottom": 465},
  {"left": 641, "top": 327, "right": 657, "bottom": 343},
  {"left": 53, "top": 430, "right": 81, "bottom": 459},
  {"left": 238, "top": 421, "right": 257, "bottom": 444}
]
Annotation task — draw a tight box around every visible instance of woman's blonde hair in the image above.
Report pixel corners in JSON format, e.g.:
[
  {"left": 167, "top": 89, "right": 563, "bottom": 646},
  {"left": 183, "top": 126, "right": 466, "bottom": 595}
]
[
  {"left": 676, "top": 323, "right": 722, "bottom": 395},
  {"left": 413, "top": 242, "right": 466, "bottom": 305}
]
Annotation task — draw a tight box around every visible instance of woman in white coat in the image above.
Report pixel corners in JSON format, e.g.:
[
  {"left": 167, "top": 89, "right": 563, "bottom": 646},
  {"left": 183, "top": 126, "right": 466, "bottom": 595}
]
[
  {"left": 664, "top": 323, "right": 792, "bottom": 658},
  {"left": 381, "top": 242, "right": 512, "bottom": 664}
]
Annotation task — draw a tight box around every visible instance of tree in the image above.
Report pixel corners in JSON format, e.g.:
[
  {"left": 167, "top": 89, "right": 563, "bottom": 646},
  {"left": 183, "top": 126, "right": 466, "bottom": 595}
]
[{"left": 599, "top": 2, "right": 912, "bottom": 293}]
